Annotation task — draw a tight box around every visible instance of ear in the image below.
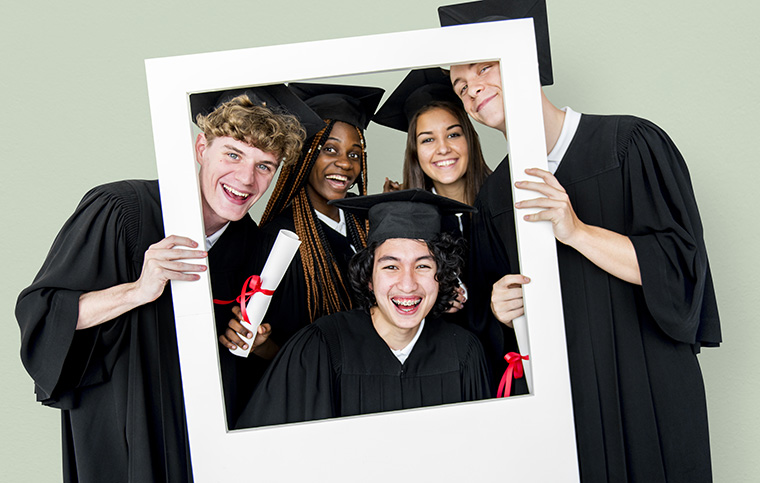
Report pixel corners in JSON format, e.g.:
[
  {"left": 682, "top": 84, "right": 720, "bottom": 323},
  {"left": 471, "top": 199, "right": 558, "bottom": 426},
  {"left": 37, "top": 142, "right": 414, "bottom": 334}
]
[{"left": 195, "top": 133, "right": 208, "bottom": 166}]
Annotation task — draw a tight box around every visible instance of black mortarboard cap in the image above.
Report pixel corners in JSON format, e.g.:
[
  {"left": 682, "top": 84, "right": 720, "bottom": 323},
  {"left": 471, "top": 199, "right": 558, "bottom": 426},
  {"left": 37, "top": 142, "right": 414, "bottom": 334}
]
[
  {"left": 189, "top": 84, "right": 326, "bottom": 139},
  {"left": 438, "top": 0, "right": 553, "bottom": 86},
  {"left": 329, "top": 189, "right": 475, "bottom": 244},
  {"left": 288, "top": 83, "right": 385, "bottom": 131},
  {"left": 373, "top": 68, "right": 464, "bottom": 133}
]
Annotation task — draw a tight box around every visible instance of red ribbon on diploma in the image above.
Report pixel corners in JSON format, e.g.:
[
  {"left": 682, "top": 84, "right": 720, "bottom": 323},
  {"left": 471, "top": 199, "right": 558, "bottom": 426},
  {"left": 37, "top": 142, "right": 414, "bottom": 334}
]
[
  {"left": 497, "top": 352, "right": 529, "bottom": 398},
  {"left": 212, "top": 274, "right": 274, "bottom": 324}
]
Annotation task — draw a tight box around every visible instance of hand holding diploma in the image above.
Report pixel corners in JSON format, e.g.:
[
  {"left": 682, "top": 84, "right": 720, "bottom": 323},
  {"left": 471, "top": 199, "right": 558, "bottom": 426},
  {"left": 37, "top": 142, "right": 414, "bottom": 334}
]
[
  {"left": 219, "top": 306, "right": 279, "bottom": 359},
  {"left": 491, "top": 274, "right": 533, "bottom": 393},
  {"left": 227, "top": 229, "right": 301, "bottom": 358}
]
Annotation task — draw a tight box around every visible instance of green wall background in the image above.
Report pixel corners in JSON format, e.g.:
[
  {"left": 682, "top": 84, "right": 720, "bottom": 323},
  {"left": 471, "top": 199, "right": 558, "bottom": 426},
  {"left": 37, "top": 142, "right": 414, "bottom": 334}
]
[{"left": 2, "top": 1, "right": 757, "bottom": 480}]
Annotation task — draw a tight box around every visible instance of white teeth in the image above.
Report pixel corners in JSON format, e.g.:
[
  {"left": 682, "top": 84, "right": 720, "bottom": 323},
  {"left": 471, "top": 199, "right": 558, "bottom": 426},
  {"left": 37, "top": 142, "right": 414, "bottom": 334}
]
[
  {"left": 326, "top": 174, "right": 348, "bottom": 182},
  {"left": 223, "top": 184, "right": 249, "bottom": 198},
  {"left": 393, "top": 298, "right": 421, "bottom": 307},
  {"left": 435, "top": 159, "right": 456, "bottom": 167}
]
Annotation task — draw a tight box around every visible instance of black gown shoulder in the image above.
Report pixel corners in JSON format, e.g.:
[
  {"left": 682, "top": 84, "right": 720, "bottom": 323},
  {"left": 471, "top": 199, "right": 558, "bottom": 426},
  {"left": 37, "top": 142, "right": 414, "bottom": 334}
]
[
  {"left": 16, "top": 179, "right": 267, "bottom": 482},
  {"left": 16, "top": 179, "right": 194, "bottom": 482},
  {"left": 17, "top": 179, "right": 164, "bottom": 407}
]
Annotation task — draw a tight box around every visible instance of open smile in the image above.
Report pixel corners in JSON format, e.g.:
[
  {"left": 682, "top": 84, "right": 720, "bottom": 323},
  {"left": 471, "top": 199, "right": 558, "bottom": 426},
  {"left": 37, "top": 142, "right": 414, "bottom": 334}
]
[
  {"left": 325, "top": 174, "right": 351, "bottom": 189},
  {"left": 222, "top": 183, "right": 251, "bottom": 204},
  {"left": 433, "top": 158, "right": 458, "bottom": 168},
  {"left": 391, "top": 296, "right": 422, "bottom": 314}
]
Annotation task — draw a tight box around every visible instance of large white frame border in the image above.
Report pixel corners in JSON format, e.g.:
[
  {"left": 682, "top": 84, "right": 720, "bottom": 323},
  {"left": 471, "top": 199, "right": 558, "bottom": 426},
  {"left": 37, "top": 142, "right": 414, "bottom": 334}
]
[{"left": 146, "top": 20, "right": 578, "bottom": 482}]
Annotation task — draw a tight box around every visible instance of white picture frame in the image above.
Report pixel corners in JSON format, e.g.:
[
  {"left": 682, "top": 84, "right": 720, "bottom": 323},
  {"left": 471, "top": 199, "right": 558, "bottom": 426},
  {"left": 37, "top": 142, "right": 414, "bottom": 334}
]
[{"left": 145, "top": 19, "right": 578, "bottom": 482}]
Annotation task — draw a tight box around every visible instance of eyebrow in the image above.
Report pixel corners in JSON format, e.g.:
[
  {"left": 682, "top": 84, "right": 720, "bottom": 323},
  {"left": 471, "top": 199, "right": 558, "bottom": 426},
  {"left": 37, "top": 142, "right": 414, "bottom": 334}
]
[
  {"left": 326, "top": 136, "right": 362, "bottom": 150},
  {"left": 377, "top": 254, "right": 435, "bottom": 263},
  {"left": 223, "top": 144, "right": 245, "bottom": 155},
  {"left": 451, "top": 63, "right": 476, "bottom": 88},
  {"left": 416, "top": 124, "right": 463, "bottom": 138}
]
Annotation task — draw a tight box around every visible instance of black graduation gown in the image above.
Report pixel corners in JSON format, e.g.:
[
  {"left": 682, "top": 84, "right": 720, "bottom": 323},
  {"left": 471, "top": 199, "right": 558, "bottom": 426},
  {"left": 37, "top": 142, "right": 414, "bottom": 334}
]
[
  {"left": 441, "top": 212, "right": 469, "bottom": 241},
  {"left": 235, "top": 309, "right": 490, "bottom": 428},
  {"left": 15, "top": 180, "right": 265, "bottom": 482},
  {"left": 209, "top": 216, "right": 270, "bottom": 428},
  {"left": 468, "top": 115, "right": 721, "bottom": 482},
  {"left": 260, "top": 207, "right": 357, "bottom": 348}
]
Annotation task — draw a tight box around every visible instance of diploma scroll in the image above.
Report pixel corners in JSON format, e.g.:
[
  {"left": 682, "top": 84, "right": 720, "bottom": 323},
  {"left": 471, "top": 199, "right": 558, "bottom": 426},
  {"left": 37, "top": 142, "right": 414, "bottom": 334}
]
[
  {"left": 229, "top": 229, "right": 301, "bottom": 358},
  {"left": 512, "top": 315, "right": 533, "bottom": 392}
]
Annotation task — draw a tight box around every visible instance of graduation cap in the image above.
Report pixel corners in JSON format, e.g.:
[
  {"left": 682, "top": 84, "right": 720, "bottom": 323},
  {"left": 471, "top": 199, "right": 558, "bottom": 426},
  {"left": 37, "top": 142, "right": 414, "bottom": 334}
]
[
  {"left": 329, "top": 189, "right": 475, "bottom": 244},
  {"left": 288, "top": 83, "right": 385, "bottom": 131},
  {"left": 189, "top": 84, "right": 326, "bottom": 139},
  {"left": 438, "top": 0, "right": 553, "bottom": 86},
  {"left": 373, "top": 68, "right": 463, "bottom": 133}
]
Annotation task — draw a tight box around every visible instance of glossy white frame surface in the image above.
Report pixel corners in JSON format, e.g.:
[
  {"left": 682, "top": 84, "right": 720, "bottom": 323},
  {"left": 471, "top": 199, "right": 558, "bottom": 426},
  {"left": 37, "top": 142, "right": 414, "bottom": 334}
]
[{"left": 145, "top": 19, "right": 578, "bottom": 482}]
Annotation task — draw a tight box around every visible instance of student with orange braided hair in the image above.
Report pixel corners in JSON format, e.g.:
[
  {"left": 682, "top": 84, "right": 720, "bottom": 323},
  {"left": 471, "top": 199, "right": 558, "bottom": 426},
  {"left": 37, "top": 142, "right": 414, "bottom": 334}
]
[{"left": 218, "top": 83, "right": 384, "bottom": 360}]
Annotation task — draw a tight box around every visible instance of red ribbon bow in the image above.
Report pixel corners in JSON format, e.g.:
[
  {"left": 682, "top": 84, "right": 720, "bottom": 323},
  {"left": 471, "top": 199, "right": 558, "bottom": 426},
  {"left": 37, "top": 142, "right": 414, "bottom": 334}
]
[
  {"left": 497, "top": 352, "right": 529, "bottom": 398},
  {"left": 212, "top": 274, "right": 274, "bottom": 324}
]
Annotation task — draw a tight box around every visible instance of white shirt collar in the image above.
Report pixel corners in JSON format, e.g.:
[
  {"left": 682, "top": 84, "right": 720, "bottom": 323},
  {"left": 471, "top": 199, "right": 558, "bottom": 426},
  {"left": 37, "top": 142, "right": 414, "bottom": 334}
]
[
  {"left": 390, "top": 319, "right": 425, "bottom": 364},
  {"left": 314, "top": 208, "right": 347, "bottom": 237},
  {"left": 546, "top": 106, "right": 581, "bottom": 174},
  {"left": 205, "top": 222, "right": 230, "bottom": 250}
]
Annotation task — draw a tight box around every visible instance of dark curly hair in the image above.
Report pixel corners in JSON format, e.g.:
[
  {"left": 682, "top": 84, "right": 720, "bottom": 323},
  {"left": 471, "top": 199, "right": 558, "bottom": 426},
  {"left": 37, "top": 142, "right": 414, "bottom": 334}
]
[{"left": 348, "top": 233, "right": 464, "bottom": 319}]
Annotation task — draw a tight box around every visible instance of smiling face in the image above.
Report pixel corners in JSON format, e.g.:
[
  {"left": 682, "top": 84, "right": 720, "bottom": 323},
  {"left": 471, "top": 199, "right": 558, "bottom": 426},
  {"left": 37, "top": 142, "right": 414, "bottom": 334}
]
[
  {"left": 369, "top": 238, "right": 439, "bottom": 345},
  {"left": 414, "top": 107, "right": 469, "bottom": 192},
  {"left": 196, "top": 133, "right": 280, "bottom": 235},
  {"left": 306, "top": 121, "right": 363, "bottom": 221},
  {"left": 449, "top": 61, "right": 506, "bottom": 133}
]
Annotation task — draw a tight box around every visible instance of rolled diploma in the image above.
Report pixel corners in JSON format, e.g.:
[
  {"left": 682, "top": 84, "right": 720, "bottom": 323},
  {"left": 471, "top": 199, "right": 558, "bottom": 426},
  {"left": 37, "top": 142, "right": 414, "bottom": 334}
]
[
  {"left": 229, "top": 229, "right": 301, "bottom": 358},
  {"left": 512, "top": 315, "right": 533, "bottom": 393}
]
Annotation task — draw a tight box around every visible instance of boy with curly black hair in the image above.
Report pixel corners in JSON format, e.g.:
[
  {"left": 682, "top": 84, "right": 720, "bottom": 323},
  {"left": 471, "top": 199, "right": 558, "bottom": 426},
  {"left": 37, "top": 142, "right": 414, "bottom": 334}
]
[{"left": 235, "top": 189, "right": 490, "bottom": 428}]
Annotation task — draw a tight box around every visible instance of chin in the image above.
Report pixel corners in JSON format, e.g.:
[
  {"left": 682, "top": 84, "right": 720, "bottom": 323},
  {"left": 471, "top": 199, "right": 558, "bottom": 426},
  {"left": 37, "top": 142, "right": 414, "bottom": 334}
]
[
  {"left": 436, "top": 175, "right": 460, "bottom": 186},
  {"left": 484, "top": 115, "right": 505, "bottom": 131},
  {"left": 219, "top": 204, "right": 250, "bottom": 222},
  {"left": 392, "top": 316, "right": 424, "bottom": 331}
]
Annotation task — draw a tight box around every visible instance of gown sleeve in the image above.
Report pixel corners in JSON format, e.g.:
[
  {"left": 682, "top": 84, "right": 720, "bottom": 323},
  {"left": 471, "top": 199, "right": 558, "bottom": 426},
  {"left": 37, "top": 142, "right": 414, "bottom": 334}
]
[
  {"left": 622, "top": 118, "right": 721, "bottom": 346},
  {"left": 458, "top": 329, "right": 492, "bottom": 401},
  {"left": 234, "top": 323, "right": 337, "bottom": 428},
  {"left": 15, "top": 183, "right": 141, "bottom": 406}
]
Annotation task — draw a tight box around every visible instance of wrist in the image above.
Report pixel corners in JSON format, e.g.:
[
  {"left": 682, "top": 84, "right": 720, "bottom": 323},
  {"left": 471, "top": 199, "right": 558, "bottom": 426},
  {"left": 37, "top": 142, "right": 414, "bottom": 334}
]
[
  {"left": 561, "top": 220, "right": 589, "bottom": 249},
  {"left": 123, "top": 281, "right": 149, "bottom": 309}
]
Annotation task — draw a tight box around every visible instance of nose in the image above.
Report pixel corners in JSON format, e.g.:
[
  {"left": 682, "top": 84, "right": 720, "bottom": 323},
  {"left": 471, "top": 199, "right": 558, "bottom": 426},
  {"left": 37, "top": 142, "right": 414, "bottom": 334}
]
[
  {"left": 334, "top": 154, "right": 352, "bottom": 170},
  {"left": 436, "top": 138, "right": 451, "bottom": 155},
  {"left": 467, "top": 80, "right": 484, "bottom": 99},
  {"left": 235, "top": 161, "right": 256, "bottom": 185},
  {"left": 397, "top": 267, "right": 419, "bottom": 292}
]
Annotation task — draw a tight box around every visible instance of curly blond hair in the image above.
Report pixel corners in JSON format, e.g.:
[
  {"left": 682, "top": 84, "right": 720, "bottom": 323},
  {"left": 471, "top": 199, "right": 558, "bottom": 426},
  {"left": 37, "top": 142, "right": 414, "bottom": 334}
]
[{"left": 196, "top": 94, "right": 306, "bottom": 167}]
